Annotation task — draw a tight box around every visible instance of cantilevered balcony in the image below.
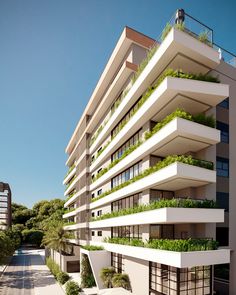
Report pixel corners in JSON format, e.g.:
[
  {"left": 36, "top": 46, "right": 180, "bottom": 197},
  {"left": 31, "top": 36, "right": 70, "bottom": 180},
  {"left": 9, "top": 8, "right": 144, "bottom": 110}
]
[
  {"left": 89, "top": 207, "right": 224, "bottom": 228},
  {"left": 63, "top": 204, "right": 89, "bottom": 219},
  {"left": 90, "top": 117, "right": 220, "bottom": 191},
  {"left": 89, "top": 27, "right": 223, "bottom": 156},
  {"left": 91, "top": 241, "right": 230, "bottom": 268},
  {"left": 90, "top": 77, "right": 228, "bottom": 173},
  {"left": 63, "top": 222, "right": 88, "bottom": 231},
  {"left": 90, "top": 162, "right": 216, "bottom": 209}
]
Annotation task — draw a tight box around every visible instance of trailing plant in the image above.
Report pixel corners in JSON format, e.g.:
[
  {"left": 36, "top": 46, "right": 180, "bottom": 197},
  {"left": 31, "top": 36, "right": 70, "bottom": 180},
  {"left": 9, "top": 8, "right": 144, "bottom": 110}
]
[
  {"left": 91, "top": 68, "right": 219, "bottom": 163},
  {"left": 65, "top": 175, "right": 76, "bottom": 191},
  {"left": 103, "top": 237, "right": 218, "bottom": 252},
  {"left": 65, "top": 281, "right": 81, "bottom": 295},
  {"left": 112, "top": 273, "right": 131, "bottom": 290},
  {"left": 100, "top": 267, "right": 116, "bottom": 288},
  {"left": 92, "top": 155, "right": 214, "bottom": 203},
  {"left": 56, "top": 271, "right": 70, "bottom": 285},
  {"left": 64, "top": 221, "right": 76, "bottom": 226},
  {"left": 81, "top": 254, "right": 96, "bottom": 288},
  {"left": 91, "top": 198, "right": 216, "bottom": 222},
  {"left": 64, "top": 207, "right": 76, "bottom": 214},
  {"left": 81, "top": 245, "right": 104, "bottom": 251}
]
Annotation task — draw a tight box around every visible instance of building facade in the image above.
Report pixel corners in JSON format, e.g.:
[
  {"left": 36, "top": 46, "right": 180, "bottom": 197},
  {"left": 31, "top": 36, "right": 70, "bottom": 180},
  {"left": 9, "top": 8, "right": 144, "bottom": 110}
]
[
  {"left": 0, "top": 182, "right": 12, "bottom": 230},
  {"left": 62, "top": 10, "right": 236, "bottom": 295}
]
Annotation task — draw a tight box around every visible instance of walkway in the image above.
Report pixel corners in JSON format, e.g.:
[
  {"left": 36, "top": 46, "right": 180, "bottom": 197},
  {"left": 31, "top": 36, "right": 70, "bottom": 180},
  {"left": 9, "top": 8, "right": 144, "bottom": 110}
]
[{"left": 0, "top": 248, "right": 65, "bottom": 295}]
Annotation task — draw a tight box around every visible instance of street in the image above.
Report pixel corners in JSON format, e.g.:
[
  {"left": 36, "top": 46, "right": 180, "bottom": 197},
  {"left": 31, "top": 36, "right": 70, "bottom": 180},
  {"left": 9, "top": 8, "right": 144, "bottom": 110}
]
[{"left": 0, "top": 248, "right": 64, "bottom": 295}]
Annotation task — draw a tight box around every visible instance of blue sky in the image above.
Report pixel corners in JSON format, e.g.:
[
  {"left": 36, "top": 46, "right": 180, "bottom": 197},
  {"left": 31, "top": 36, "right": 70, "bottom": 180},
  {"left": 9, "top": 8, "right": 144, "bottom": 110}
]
[{"left": 0, "top": 0, "right": 235, "bottom": 208}]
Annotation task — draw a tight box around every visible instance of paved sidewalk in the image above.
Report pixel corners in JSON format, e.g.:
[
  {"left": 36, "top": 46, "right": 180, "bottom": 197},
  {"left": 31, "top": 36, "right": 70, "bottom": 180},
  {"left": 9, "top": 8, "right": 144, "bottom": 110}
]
[{"left": 0, "top": 248, "right": 65, "bottom": 295}]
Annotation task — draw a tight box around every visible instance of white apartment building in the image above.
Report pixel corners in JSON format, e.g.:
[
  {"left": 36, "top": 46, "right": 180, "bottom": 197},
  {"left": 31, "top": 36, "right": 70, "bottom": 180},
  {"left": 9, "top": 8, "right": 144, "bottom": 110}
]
[
  {"left": 0, "top": 182, "right": 12, "bottom": 230},
  {"left": 62, "top": 10, "right": 236, "bottom": 295}
]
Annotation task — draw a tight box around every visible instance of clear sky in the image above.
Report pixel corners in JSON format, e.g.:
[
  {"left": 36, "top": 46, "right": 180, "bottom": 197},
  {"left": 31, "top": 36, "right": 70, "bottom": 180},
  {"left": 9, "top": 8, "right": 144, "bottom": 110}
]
[{"left": 0, "top": 0, "right": 235, "bottom": 208}]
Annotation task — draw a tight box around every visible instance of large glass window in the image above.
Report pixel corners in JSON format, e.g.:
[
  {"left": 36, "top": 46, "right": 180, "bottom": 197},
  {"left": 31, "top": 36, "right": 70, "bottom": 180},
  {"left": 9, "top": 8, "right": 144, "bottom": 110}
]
[
  {"left": 112, "top": 225, "right": 141, "bottom": 239},
  {"left": 111, "top": 130, "right": 142, "bottom": 162},
  {"left": 150, "top": 225, "right": 174, "bottom": 239},
  {"left": 111, "top": 162, "right": 142, "bottom": 188},
  {"left": 111, "top": 97, "right": 142, "bottom": 138},
  {"left": 216, "top": 192, "right": 229, "bottom": 212},
  {"left": 111, "top": 252, "right": 124, "bottom": 273},
  {"left": 149, "top": 262, "right": 211, "bottom": 295},
  {"left": 217, "top": 121, "right": 229, "bottom": 143},
  {"left": 150, "top": 190, "right": 174, "bottom": 202},
  {"left": 216, "top": 227, "right": 229, "bottom": 247},
  {"left": 111, "top": 193, "right": 141, "bottom": 212},
  {"left": 216, "top": 157, "right": 229, "bottom": 177}
]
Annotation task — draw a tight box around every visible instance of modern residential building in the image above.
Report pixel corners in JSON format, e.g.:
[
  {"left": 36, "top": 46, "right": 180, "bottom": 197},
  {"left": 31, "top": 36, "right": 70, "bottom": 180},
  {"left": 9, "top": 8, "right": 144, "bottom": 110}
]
[
  {"left": 62, "top": 9, "right": 236, "bottom": 295},
  {"left": 0, "top": 182, "right": 12, "bottom": 230}
]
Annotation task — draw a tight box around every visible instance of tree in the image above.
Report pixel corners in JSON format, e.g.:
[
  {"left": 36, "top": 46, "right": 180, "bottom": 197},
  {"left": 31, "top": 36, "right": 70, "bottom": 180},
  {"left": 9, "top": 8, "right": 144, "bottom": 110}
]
[
  {"left": 41, "top": 221, "right": 72, "bottom": 269},
  {"left": 100, "top": 267, "right": 116, "bottom": 288}
]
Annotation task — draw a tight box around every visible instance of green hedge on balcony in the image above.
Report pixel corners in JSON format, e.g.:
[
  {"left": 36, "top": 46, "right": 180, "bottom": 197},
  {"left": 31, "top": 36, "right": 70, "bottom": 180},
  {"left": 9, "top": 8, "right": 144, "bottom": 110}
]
[
  {"left": 91, "top": 198, "right": 216, "bottom": 222},
  {"left": 91, "top": 155, "right": 213, "bottom": 203},
  {"left": 92, "top": 108, "right": 215, "bottom": 183},
  {"left": 81, "top": 245, "right": 104, "bottom": 251},
  {"left": 91, "top": 69, "right": 219, "bottom": 164},
  {"left": 103, "top": 237, "right": 218, "bottom": 252}
]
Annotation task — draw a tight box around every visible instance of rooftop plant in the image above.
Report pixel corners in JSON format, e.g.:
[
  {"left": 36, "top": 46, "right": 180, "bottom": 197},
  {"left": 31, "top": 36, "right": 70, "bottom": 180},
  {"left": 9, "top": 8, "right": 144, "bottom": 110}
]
[
  {"left": 64, "top": 221, "right": 76, "bottom": 226},
  {"left": 91, "top": 69, "right": 219, "bottom": 164},
  {"left": 91, "top": 198, "right": 216, "bottom": 222},
  {"left": 81, "top": 245, "right": 104, "bottom": 251},
  {"left": 92, "top": 154, "right": 214, "bottom": 203},
  {"left": 103, "top": 237, "right": 218, "bottom": 252}
]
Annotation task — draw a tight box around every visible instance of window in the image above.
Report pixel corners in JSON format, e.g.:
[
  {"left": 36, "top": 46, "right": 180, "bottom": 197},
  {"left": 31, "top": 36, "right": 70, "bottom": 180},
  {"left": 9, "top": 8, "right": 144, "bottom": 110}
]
[
  {"left": 97, "top": 147, "right": 102, "bottom": 154},
  {"left": 217, "top": 157, "right": 229, "bottom": 177},
  {"left": 91, "top": 231, "right": 95, "bottom": 236},
  {"left": 149, "top": 262, "right": 211, "bottom": 295},
  {"left": 97, "top": 168, "right": 102, "bottom": 174},
  {"left": 150, "top": 225, "right": 174, "bottom": 239},
  {"left": 216, "top": 192, "right": 229, "bottom": 212},
  {"left": 91, "top": 212, "right": 95, "bottom": 217},
  {"left": 218, "top": 97, "right": 229, "bottom": 109},
  {"left": 97, "top": 189, "right": 102, "bottom": 196},
  {"left": 91, "top": 193, "right": 95, "bottom": 199},
  {"left": 111, "top": 97, "right": 142, "bottom": 138},
  {"left": 97, "top": 210, "right": 102, "bottom": 216},
  {"left": 217, "top": 121, "right": 229, "bottom": 143},
  {"left": 111, "top": 193, "right": 142, "bottom": 212},
  {"left": 216, "top": 227, "right": 228, "bottom": 246},
  {"left": 150, "top": 189, "right": 174, "bottom": 202},
  {"left": 111, "top": 253, "right": 124, "bottom": 273},
  {"left": 97, "top": 231, "right": 102, "bottom": 237},
  {"left": 111, "top": 130, "right": 142, "bottom": 162},
  {"left": 112, "top": 225, "right": 141, "bottom": 239},
  {"left": 111, "top": 162, "right": 142, "bottom": 188}
]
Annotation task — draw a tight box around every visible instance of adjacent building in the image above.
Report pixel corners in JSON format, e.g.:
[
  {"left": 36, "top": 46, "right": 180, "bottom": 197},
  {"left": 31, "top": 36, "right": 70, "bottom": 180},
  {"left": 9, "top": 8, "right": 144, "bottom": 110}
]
[
  {"left": 0, "top": 182, "right": 12, "bottom": 230},
  {"left": 62, "top": 10, "right": 236, "bottom": 295}
]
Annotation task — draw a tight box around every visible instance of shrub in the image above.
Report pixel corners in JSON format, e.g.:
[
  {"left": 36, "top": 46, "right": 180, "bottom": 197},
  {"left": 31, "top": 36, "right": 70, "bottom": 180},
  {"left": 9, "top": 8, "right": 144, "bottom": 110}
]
[
  {"left": 57, "top": 271, "right": 70, "bottom": 285},
  {"left": 198, "top": 31, "right": 211, "bottom": 46},
  {"left": 100, "top": 267, "right": 116, "bottom": 288},
  {"left": 81, "top": 245, "right": 104, "bottom": 251},
  {"left": 91, "top": 198, "right": 216, "bottom": 222},
  {"left": 92, "top": 155, "right": 214, "bottom": 203},
  {"left": 104, "top": 237, "right": 218, "bottom": 252},
  {"left": 46, "top": 257, "right": 60, "bottom": 278},
  {"left": 112, "top": 273, "right": 131, "bottom": 290},
  {"left": 65, "top": 281, "right": 81, "bottom": 295},
  {"left": 81, "top": 254, "right": 96, "bottom": 288}
]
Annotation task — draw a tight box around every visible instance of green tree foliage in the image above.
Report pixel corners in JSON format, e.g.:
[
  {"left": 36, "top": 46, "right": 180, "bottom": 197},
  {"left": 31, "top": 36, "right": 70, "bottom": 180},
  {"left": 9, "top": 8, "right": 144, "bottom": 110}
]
[
  {"left": 0, "top": 229, "right": 21, "bottom": 264},
  {"left": 100, "top": 267, "right": 116, "bottom": 288},
  {"left": 65, "top": 281, "right": 81, "bottom": 295}
]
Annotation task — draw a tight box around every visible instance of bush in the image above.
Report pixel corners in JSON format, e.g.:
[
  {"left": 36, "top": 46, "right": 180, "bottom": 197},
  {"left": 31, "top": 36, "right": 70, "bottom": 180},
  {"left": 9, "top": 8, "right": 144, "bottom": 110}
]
[
  {"left": 57, "top": 271, "right": 70, "bottom": 285},
  {"left": 65, "top": 281, "right": 81, "bottom": 295},
  {"left": 100, "top": 267, "right": 116, "bottom": 288},
  {"left": 112, "top": 273, "right": 131, "bottom": 290},
  {"left": 81, "top": 254, "right": 96, "bottom": 288},
  {"left": 81, "top": 245, "right": 104, "bottom": 251},
  {"left": 46, "top": 257, "right": 60, "bottom": 278}
]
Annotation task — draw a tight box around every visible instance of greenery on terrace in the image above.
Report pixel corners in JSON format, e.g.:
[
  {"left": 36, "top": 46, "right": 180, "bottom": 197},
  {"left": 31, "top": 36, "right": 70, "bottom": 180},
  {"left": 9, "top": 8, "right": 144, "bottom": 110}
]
[
  {"left": 91, "top": 68, "right": 219, "bottom": 164},
  {"left": 91, "top": 198, "right": 216, "bottom": 222},
  {"left": 81, "top": 245, "right": 104, "bottom": 251},
  {"left": 92, "top": 108, "right": 215, "bottom": 183},
  {"left": 65, "top": 175, "right": 76, "bottom": 191},
  {"left": 91, "top": 154, "right": 214, "bottom": 203},
  {"left": 103, "top": 237, "right": 218, "bottom": 252},
  {"left": 64, "top": 163, "right": 75, "bottom": 179}
]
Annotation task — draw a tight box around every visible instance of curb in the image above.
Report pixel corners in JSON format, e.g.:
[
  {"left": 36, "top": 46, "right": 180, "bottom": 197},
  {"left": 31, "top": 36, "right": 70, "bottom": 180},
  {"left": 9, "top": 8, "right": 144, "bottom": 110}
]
[{"left": 0, "top": 256, "right": 12, "bottom": 278}]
